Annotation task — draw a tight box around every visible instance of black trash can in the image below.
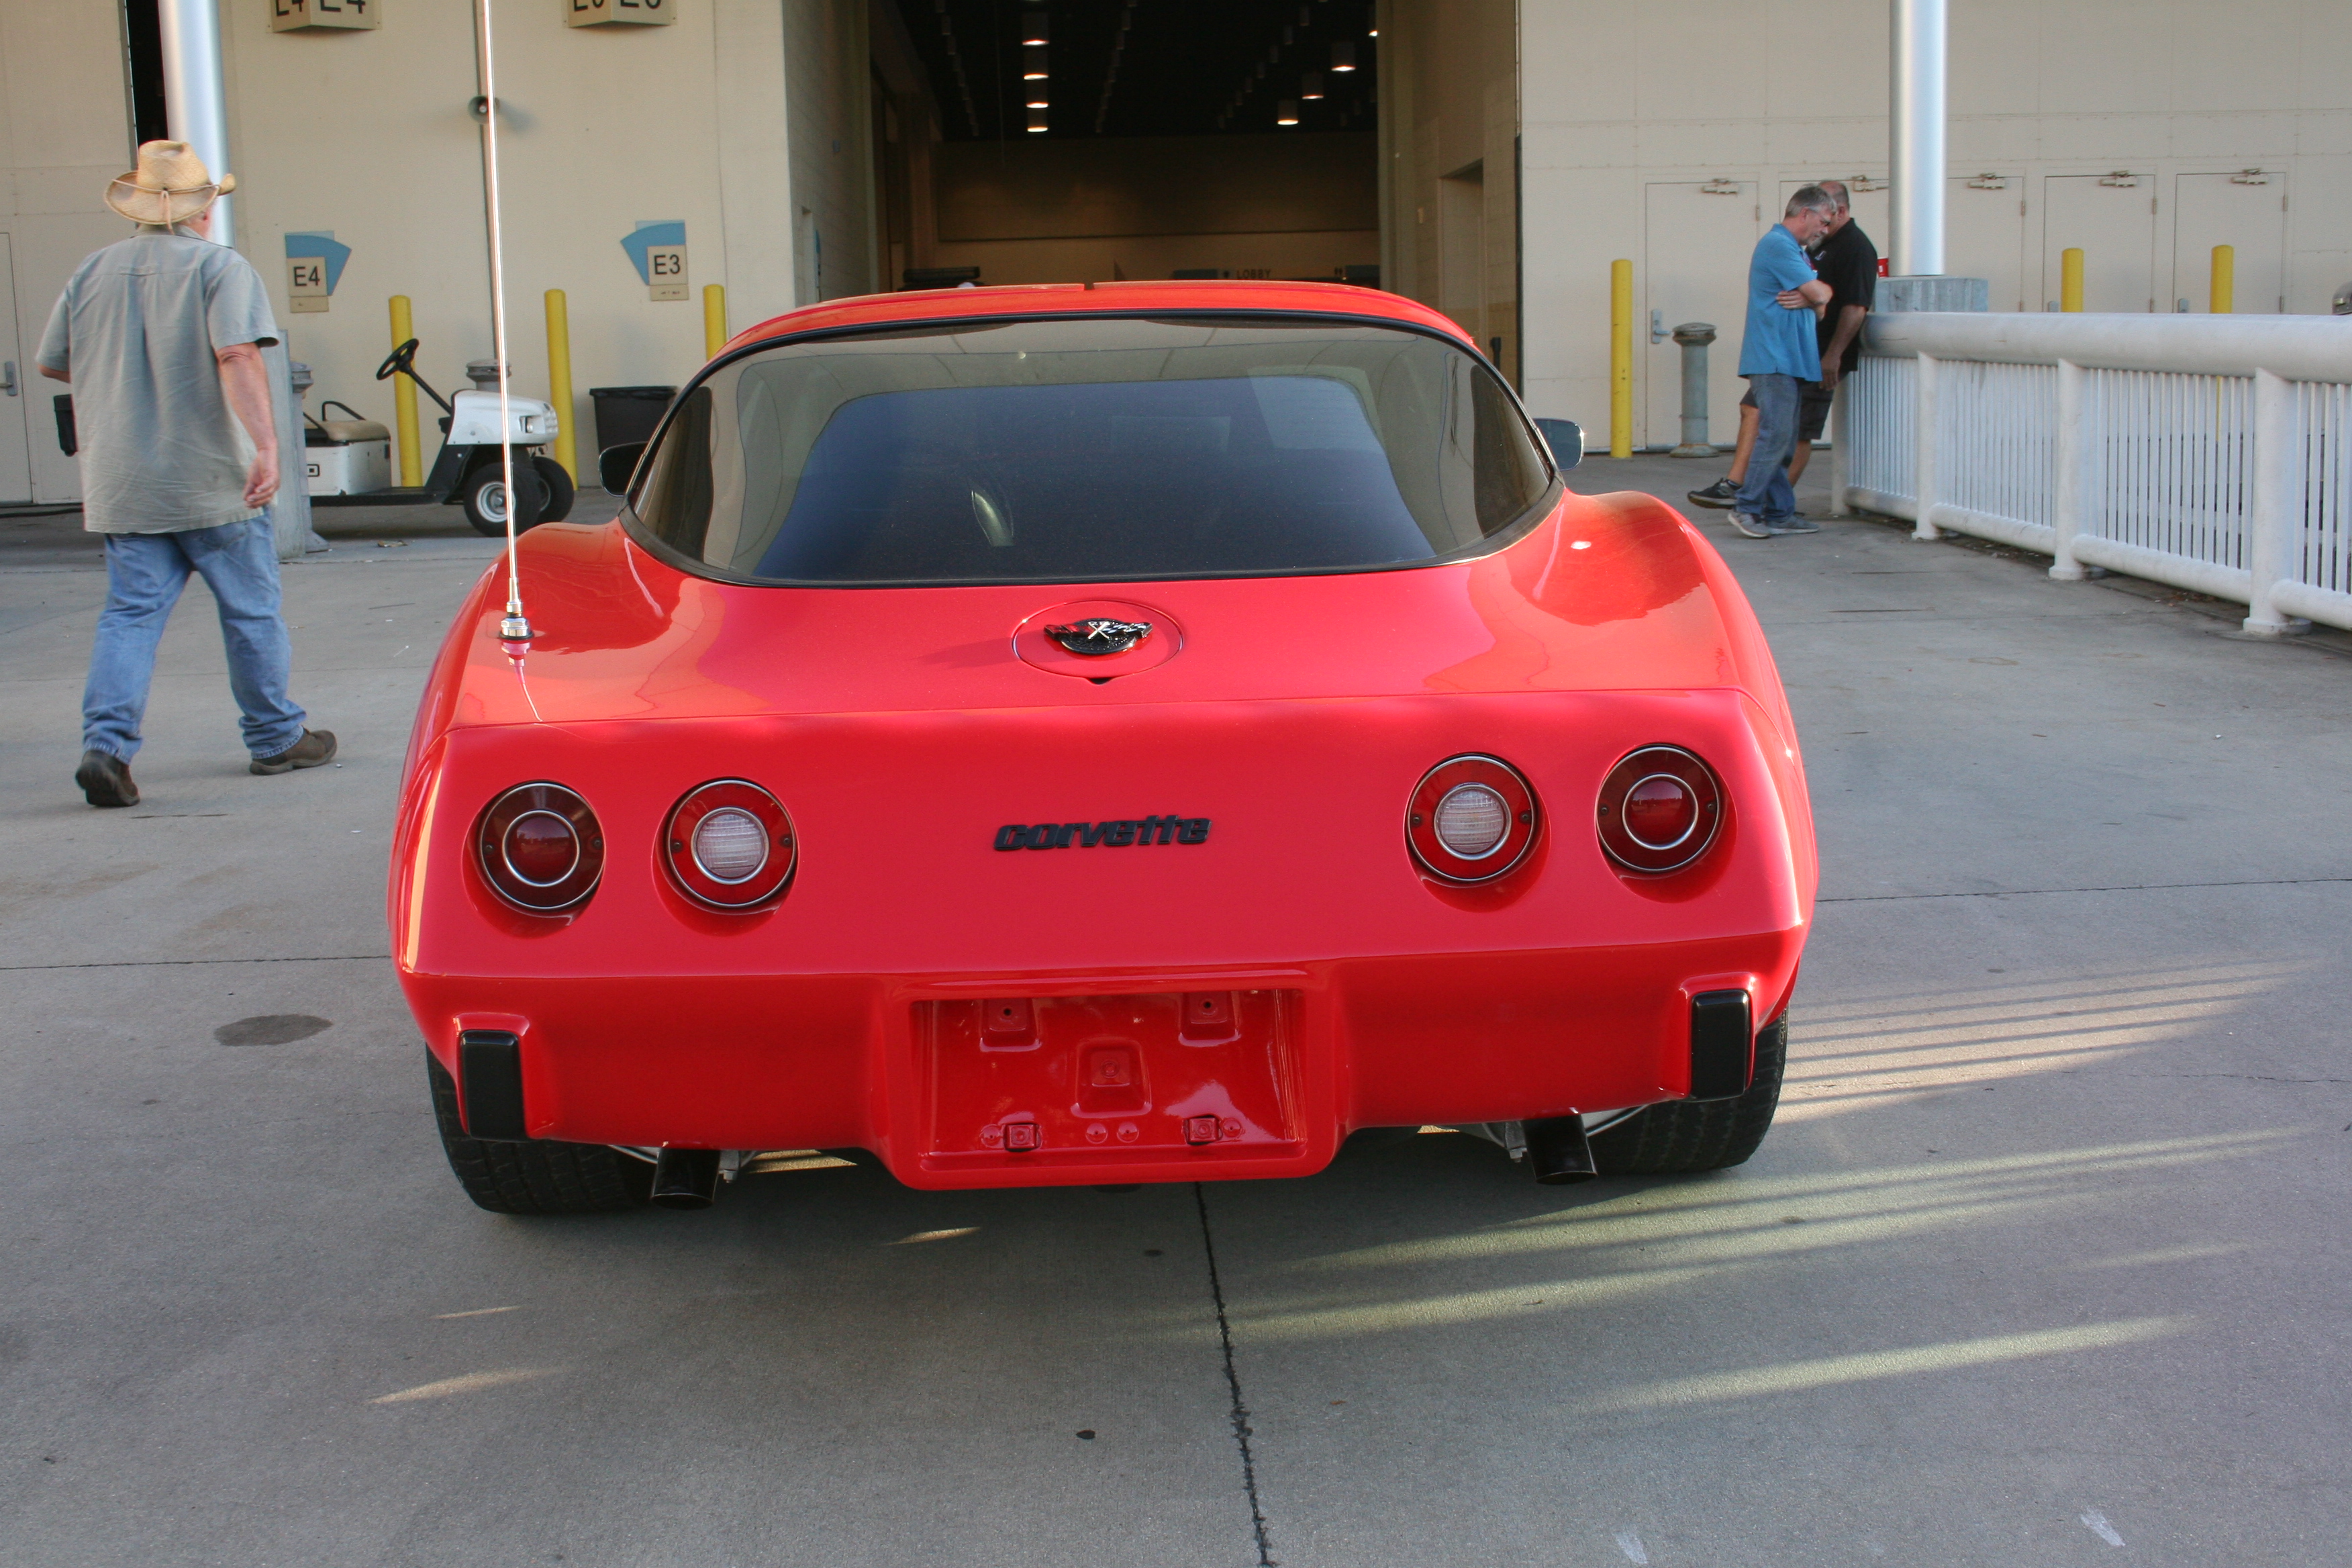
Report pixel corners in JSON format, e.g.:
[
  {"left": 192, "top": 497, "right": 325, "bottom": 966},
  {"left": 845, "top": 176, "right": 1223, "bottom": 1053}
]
[{"left": 589, "top": 385, "right": 676, "bottom": 455}]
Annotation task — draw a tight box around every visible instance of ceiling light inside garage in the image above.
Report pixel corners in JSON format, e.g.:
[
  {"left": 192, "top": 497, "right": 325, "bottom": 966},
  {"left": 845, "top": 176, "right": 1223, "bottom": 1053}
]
[
  {"left": 1300, "top": 71, "right": 1324, "bottom": 100},
  {"left": 1020, "top": 11, "right": 1048, "bottom": 46},
  {"left": 1023, "top": 45, "right": 1047, "bottom": 79},
  {"left": 1331, "top": 41, "right": 1357, "bottom": 70},
  {"left": 1276, "top": 99, "right": 1300, "bottom": 126},
  {"left": 1028, "top": 109, "right": 1048, "bottom": 132}
]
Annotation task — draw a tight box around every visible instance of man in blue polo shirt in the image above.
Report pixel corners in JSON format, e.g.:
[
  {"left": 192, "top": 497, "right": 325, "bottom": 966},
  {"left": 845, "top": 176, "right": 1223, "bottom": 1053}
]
[{"left": 1727, "top": 186, "right": 1836, "bottom": 538}]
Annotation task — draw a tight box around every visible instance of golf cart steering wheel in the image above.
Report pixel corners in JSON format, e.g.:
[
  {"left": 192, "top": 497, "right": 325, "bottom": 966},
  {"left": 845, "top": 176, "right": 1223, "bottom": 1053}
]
[{"left": 377, "top": 338, "right": 422, "bottom": 383}]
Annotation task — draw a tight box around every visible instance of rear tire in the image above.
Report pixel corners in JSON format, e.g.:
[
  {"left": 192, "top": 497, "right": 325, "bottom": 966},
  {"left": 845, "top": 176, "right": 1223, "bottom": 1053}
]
[
  {"left": 427, "top": 1053, "right": 651, "bottom": 1214},
  {"left": 1588, "top": 1012, "right": 1787, "bottom": 1175}
]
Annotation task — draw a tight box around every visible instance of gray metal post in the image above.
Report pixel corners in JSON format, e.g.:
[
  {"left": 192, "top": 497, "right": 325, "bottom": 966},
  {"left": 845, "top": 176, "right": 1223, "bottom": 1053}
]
[
  {"left": 157, "top": 0, "right": 234, "bottom": 248},
  {"left": 1671, "top": 322, "right": 1717, "bottom": 457},
  {"left": 263, "top": 343, "right": 316, "bottom": 560},
  {"left": 1890, "top": 0, "right": 1946, "bottom": 277}
]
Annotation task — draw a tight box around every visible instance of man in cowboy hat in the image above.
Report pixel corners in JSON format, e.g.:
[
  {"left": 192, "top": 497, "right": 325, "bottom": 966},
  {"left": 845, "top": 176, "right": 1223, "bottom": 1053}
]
[{"left": 37, "top": 140, "right": 333, "bottom": 808}]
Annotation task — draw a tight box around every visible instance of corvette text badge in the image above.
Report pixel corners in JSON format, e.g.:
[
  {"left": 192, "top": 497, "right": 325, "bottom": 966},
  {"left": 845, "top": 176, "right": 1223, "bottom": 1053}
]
[{"left": 995, "top": 816, "right": 1211, "bottom": 850}]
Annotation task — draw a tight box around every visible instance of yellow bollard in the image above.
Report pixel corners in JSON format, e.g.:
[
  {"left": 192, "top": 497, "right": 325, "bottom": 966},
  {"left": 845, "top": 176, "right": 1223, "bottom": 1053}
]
[
  {"left": 703, "top": 283, "right": 727, "bottom": 360},
  {"left": 2060, "top": 248, "right": 2084, "bottom": 313},
  {"left": 2209, "top": 244, "right": 2234, "bottom": 315},
  {"left": 388, "top": 295, "right": 422, "bottom": 487},
  {"left": 544, "top": 289, "right": 576, "bottom": 481},
  {"left": 1609, "top": 258, "right": 1633, "bottom": 458}
]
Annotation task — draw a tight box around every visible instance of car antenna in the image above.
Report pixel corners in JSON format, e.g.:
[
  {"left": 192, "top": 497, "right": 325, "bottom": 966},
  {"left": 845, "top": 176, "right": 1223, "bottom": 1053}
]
[{"left": 474, "top": 0, "right": 532, "bottom": 646}]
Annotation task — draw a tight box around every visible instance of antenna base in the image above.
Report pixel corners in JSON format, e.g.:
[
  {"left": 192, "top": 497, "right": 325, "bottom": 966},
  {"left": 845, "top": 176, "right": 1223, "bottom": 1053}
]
[{"left": 499, "top": 615, "right": 536, "bottom": 641}]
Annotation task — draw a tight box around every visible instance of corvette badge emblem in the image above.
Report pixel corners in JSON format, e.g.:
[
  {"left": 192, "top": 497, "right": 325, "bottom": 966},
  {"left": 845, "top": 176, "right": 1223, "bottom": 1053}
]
[{"left": 1043, "top": 618, "right": 1153, "bottom": 656}]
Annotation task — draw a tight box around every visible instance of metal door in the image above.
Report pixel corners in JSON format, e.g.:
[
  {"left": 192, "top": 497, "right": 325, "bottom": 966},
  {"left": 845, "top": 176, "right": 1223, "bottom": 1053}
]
[
  {"left": 2042, "top": 173, "right": 2159, "bottom": 312},
  {"left": 1946, "top": 175, "right": 2030, "bottom": 311},
  {"left": 2170, "top": 170, "right": 2288, "bottom": 313},
  {"left": 1643, "top": 179, "right": 1759, "bottom": 449},
  {"left": 0, "top": 235, "right": 30, "bottom": 503}
]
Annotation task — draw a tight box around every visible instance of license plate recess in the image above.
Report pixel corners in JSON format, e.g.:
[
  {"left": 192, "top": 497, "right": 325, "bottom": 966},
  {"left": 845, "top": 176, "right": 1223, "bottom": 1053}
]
[{"left": 918, "top": 991, "right": 1304, "bottom": 1173}]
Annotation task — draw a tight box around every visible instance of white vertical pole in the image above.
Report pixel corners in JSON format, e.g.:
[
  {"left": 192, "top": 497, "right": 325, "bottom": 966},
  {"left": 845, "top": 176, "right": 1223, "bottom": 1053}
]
[
  {"left": 1829, "top": 375, "right": 1851, "bottom": 517},
  {"left": 2243, "top": 369, "right": 2307, "bottom": 635},
  {"left": 2048, "top": 359, "right": 2089, "bottom": 578},
  {"left": 1912, "top": 352, "right": 1941, "bottom": 539},
  {"left": 475, "top": 0, "right": 531, "bottom": 641},
  {"left": 1890, "top": 0, "right": 1946, "bottom": 277},
  {"left": 156, "top": 0, "right": 235, "bottom": 249}
]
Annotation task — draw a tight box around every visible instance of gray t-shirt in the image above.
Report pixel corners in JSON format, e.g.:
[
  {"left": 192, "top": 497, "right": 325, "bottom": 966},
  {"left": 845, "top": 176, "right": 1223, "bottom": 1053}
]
[{"left": 37, "top": 226, "right": 281, "bottom": 534}]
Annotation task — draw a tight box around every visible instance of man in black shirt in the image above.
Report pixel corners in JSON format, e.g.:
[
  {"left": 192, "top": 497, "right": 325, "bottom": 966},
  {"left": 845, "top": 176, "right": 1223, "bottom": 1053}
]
[
  {"left": 1689, "top": 180, "right": 1879, "bottom": 509},
  {"left": 1810, "top": 181, "right": 1878, "bottom": 394}
]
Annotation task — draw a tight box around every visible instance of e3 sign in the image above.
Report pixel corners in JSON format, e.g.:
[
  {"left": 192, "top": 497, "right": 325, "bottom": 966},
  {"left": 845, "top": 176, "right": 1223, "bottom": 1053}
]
[
  {"left": 621, "top": 222, "right": 688, "bottom": 301},
  {"left": 568, "top": 0, "right": 674, "bottom": 26}
]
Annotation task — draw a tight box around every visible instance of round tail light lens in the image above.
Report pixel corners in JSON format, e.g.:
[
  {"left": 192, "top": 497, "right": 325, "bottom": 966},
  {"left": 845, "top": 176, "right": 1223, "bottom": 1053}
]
[
  {"left": 1434, "top": 783, "right": 1511, "bottom": 858},
  {"left": 1598, "top": 746, "right": 1722, "bottom": 872},
  {"left": 665, "top": 780, "right": 795, "bottom": 909},
  {"left": 477, "top": 783, "right": 603, "bottom": 911},
  {"left": 1408, "top": 755, "right": 1538, "bottom": 883}
]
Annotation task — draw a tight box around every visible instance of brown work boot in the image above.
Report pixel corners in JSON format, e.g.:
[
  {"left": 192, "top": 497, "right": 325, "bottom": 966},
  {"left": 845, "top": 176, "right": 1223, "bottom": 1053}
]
[
  {"left": 76, "top": 749, "right": 139, "bottom": 808},
  {"left": 250, "top": 729, "right": 338, "bottom": 776}
]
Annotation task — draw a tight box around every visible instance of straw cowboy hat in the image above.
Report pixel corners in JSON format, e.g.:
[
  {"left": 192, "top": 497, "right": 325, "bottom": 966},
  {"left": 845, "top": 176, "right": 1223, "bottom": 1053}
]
[{"left": 105, "top": 140, "right": 236, "bottom": 226}]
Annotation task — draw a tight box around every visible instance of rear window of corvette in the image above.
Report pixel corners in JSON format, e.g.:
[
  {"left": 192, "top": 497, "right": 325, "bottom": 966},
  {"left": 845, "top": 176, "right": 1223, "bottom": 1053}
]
[{"left": 626, "top": 314, "right": 1557, "bottom": 587}]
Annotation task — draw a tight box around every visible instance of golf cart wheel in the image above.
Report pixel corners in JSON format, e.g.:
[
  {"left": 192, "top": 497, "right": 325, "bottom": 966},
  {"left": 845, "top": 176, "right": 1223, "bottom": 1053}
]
[
  {"left": 532, "top": 455, "right": 577, "bottom": 523},
  {"left": 428, "top": 1054, "right": 650, "bottom": 1214},
  {"left": 1587, "top": 1012, "right": 1788, "bottom": 1175},
  {"left": 459, "top": 460, "right": 550, "bottom": 536}
]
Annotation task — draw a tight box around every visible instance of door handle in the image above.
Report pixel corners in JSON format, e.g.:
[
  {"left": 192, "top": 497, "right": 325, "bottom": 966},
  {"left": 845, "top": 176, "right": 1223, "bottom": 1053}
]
[{"left": 0, "top": 360, "right": 16, "bottom": 397}]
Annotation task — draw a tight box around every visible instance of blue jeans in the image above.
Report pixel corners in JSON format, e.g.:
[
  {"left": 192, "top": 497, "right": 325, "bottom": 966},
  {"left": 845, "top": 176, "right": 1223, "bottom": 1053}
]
[
  {"left": 1734, "top": 373, "right": 1805, "bottom": 524},
  {"left": 83, "top": 513, "right": 307, "bottom": 763}
]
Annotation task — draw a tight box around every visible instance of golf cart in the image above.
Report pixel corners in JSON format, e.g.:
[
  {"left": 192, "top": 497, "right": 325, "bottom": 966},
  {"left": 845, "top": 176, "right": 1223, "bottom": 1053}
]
[{"left": 377, "top": 338, "right": 575, "bottom": 535}]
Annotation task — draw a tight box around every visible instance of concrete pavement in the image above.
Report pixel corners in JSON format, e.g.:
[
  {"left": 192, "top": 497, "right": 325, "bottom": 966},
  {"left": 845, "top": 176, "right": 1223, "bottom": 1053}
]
[{"left": 1, "top": 465, "right": 2347, "bottom": 1566}]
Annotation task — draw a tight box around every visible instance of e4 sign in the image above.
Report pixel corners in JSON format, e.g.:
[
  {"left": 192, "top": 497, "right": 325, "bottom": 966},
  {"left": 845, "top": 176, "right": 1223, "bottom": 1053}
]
[
  {"left": 272, "top": 0, "right": 378, "bottom": 31},
  {"left": 569, "top": 0, "right": 675, "bottom": 26}
]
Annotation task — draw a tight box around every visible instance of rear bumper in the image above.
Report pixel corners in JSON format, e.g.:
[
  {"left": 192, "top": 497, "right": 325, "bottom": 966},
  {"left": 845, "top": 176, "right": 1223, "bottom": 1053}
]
[{"left": 402, "top": 930, "right": 1798, "bottom": 1189}]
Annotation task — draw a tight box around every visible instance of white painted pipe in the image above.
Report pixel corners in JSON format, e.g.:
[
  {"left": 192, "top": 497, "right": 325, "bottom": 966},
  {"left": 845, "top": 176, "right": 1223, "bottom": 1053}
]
[
  {"left": 1890, "top": 0, "right": 1945, "bottom": 277},
  {"left": 1864, "top": 312, "right": 2352, "bottom": 382},
  {"left": 156, "top": 0, "right": 234, "bottom": 248},
  {"left": 2242, "top": 369, "right": 2307, "bottom": 636}
]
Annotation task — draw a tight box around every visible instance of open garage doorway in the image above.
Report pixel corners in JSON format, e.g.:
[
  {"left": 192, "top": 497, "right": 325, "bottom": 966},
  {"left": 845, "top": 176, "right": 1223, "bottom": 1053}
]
[
  {"left": 862, "top": 3, "right": 1520, "bottom": 379},
  {"left": 876, "top": 2, "right": 1381, "bottom": 294}
]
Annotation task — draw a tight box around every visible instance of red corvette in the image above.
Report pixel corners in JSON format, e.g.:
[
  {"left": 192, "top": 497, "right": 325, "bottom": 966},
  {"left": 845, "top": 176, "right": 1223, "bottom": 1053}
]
[{"left": 390, "top": 281, "right": 1816, "bottom": 1214}]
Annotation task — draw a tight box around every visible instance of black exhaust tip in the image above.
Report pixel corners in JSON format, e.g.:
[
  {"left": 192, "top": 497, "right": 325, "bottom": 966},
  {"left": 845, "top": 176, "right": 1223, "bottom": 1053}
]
[
  {"left": 1524, "top": 1116, "right": 1598, "bottom": 1185},
  {"left": 650, "top": 1148, "right": 722, "bottom": 1210}
]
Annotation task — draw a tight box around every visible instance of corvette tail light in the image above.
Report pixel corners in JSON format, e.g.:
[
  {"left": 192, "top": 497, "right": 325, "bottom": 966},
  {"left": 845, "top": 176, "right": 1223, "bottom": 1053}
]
[
  {"left": 1598, "top": 746, "right": 1723, "bottom": 873},
  {"left": 664, "top": 779, "right": 795, "bottom": 909},
  {"left": 477, "top": 783, "right": 604, "bottom": 912},
  {"left": 1408, "top": 754, "right": 1538, "bottom": 883}
]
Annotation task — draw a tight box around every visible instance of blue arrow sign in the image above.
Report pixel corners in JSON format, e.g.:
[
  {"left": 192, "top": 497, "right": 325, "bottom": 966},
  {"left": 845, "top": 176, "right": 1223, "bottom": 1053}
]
[
  {"left": 284, "top": 231, "right": 352, "bottom": 293},
  {"left": 621, "top": 221, "right": 686, "bottom": 284}
]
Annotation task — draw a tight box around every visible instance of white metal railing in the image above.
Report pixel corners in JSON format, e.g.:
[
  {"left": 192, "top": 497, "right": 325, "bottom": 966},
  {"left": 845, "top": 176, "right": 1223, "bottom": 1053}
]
[{"left": 1834, "top": 313, "right": 2352, "bottom": 634}]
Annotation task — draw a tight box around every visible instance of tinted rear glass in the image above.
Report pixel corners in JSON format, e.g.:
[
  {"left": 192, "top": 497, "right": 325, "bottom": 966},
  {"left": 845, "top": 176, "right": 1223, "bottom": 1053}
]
[{"left": 628, "top": 315, "right": 1553, "bottom": 586}]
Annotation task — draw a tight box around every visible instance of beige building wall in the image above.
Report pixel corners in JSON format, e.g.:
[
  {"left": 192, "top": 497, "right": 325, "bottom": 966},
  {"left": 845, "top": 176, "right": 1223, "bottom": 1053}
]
[
  {"left": 213, "top": 0, "right": 812, "bottom": 480},
  {"left": 1519, "top": 0, "right": 2352, "bottom": 450},
  {"left": 930, "top": 134, "right": 1377, "bottom": 285},
  {"left": 1378, "top": 0, "right": 1519, "bottom": 377},
  {"left": 0, "top": 1, "right": 135, "bottom": 503}
]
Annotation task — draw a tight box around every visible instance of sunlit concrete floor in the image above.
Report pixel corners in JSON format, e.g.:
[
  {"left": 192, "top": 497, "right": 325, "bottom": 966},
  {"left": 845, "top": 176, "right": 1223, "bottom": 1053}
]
[{"left": 2, "top": 461, "right": 2347, "bottom": 1567}]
